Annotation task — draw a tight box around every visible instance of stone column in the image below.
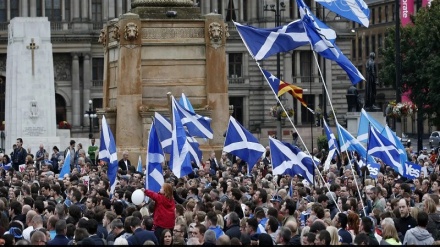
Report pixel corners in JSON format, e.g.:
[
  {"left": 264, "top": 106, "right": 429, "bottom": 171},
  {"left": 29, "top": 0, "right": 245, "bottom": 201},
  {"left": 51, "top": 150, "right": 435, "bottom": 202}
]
[
  {"left": 102, "top": 0, "right": 108, "bottom": 21},
  {"left": 116, "top": 0, "right": 123, "bottom": 17},
  {"left": 71, "top": 54, "right": 81, "bottom": 127},
  {"left": 211, "top": 0, "right": 218, "bottom": 13},
  {"left": 205, "top": 14, "right": 229, "bottom": 148},
  {"left": 30, "top": 0, "right": 36, "bottom": 17},
  {"left": 202, "top": 0, "right": 210, "bottom": 14},
  {"left": 126, "top": 0, "right": 131, "bottom": 12},
  {"left": 81, "top": 0, "right": 88, "bottom": 20},
  {"left": 238, "top": 0, "right": 243, "bottom": 22},
  {"left": 295, "top": 51, "right": 301, "bottom": 83},
  {"left": 41, "top": 0, "right": 45, "bottom": 17},
  {"left": 83, "top": 54, "right": 91, "bottom": 127},
  {"left": 61, "top": 0, "right": 65, "bottom": 21},
  {"left": 73, "top": 0, "right": 80, "bottom": 20},
  {"left": 21, "top": 0, "right": 29, "bottom": 17},
  {"left": 6, "top": 0, "right": 10, "bottom": 21},
  {"left": 249, "top": 0, "right": 256, "bottom": 22},
  {"left": 108, "top": 0, "right": 115, "bottom": 19},
  {"left": 243, "top": 53, "right": 249, "bottom": 84}
]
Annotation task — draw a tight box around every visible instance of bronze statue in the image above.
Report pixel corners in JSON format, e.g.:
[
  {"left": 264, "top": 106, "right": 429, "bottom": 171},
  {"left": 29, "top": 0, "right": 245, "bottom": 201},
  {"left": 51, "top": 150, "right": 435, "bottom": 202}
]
[
  {"left": 346, "top": 85, "right": 361, "bottom": 112},
  {"left": 365, "top": 52, "right": 380, "bottom": 111}
]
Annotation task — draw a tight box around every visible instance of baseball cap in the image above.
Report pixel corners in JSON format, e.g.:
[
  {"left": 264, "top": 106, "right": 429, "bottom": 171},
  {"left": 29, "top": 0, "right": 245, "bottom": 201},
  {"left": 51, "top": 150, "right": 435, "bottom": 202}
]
[{"left": 270, "top": 195, "right": 282, "bottom": 203}]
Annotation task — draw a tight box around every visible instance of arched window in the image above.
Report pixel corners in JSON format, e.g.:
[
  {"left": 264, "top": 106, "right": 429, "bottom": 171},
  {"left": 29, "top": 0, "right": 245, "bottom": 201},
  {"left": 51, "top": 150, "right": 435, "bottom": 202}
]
[{"left": 55, "top": 94, "right": 66, "bottom": 124}]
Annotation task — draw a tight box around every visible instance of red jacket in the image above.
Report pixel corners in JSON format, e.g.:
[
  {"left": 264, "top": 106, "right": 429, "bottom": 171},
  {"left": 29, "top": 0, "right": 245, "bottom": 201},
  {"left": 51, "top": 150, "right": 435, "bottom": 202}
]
[{"left": 144, "top": 189, "right": 175, "bottom": 229}]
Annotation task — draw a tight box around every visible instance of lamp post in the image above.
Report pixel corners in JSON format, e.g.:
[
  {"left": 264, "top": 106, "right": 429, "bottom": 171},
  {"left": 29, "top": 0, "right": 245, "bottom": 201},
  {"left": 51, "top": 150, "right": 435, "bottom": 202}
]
[
  {"left": 264, "top": 0, "right": 285, "bottom": 140},
  {"left": 84, "top": 100, "right": 97, "bottom": 139}
]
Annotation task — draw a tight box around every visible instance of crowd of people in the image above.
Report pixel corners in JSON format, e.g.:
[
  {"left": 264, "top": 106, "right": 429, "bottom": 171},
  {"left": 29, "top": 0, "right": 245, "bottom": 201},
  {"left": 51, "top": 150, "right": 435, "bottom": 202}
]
[{"left": 0, "top": 136, "right": 439, "bottom": 245}]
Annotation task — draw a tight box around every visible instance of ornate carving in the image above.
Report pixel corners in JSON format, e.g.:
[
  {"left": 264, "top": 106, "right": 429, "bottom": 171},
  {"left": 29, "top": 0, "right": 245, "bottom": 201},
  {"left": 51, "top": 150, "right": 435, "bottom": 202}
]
[
  {"left": 141, "top": 27, "right": 204, "bottom": 39},
  {"left": 112, "top": 25, "right": 120, "bottom": 42},
  {"left": 224, "top": 23, "right": 230, "bottom": 39},
  {"left": 98, "top": 28, "right": 107, "bottom": 47},
  {"left": 131, "top": 0, "right": 194, "bottom": 7},
  {"left": 53, "top": 54, "right": 72, "bottom": 81},
  {"left": 209, "top": 22, "right": 223, "bottom": 49},
  {"left": 124, "top": 22, "right": 139, "bottom": 41},
  {"left": 29, "top": 99, "right": 39, "bottom": 118}
]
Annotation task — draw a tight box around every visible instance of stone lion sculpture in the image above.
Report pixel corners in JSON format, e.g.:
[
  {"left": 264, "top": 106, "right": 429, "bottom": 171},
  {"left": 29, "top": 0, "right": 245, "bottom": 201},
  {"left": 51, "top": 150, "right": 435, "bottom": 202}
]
[
  {"left": 124, "top": 22, "right": 139, "bottom": 41},
  {"left": 98, "top": 28, "right": 106, "bottom": 47},
  {"left": 209, "top": 22, "right": 223, "bottom": 42},
  {"left": 112, "top": 25, "right": 120, "bottom": 41}
]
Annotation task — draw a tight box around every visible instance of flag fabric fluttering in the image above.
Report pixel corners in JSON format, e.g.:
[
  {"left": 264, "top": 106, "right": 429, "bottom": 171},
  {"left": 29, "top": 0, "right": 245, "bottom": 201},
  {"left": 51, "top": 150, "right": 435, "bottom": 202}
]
[
  {"left": 269, "top": 137, "right": 314, "bottom": 184},
  {"left": 367, "top": 126, "right": 404, "bottom": 175},
  {"left": 315, "top": 0, "right": 370, "bottom": 27},
  {"left": 296, "top": 0, "right": 365, "bottom": 85},
  {"left": 322, "top": 119, "right": 339, "bottom": 171},
  {"left": 234, "top": 20, "right": 309, "bottom": 60},
  {"left": 137, "top": 155, "right": 143, "bottom": 173},
  {"left": 381, "top": 125, "right": 408, "bottom": 164},
  {"left": 178, "top": 93, "right": 195, "bottom": 113},
  {"left": 223, "top": 116, "right": 266, "bottom": 171},
  {"left": 58, "top": 150, "right": 71, "bottom": 180},
  {"left": 172, "top": 97, "right": 213, "bottom": 139},
  {"left": 146, "top": 122, "right": 165, "bottom": 192},
  {"left": 153, "top": 112, "right": 202, "bottom": 168},
  {"left": 262, "top": 68, "right": 308, "bottom": 107},
  {"left": 169, "top": 96, "right": 193, "bottom": 178},
  {"left": 99, "top": 116, "right": 119, "bottom": 196},
  {"left": 337, "top": 123, "right": 375, "bottom": 164},
  {"left": 357, "top": 108, "right": 384, "bottom": 143}
]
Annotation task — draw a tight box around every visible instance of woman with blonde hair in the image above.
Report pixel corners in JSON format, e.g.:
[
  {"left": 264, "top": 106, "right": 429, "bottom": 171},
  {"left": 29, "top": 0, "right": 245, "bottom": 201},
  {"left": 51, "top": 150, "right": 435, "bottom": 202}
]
[
  {"left": 326, "top": 226, "right": 341, "bottom": 245},
  {"left": 143, "top": 183, "right": 176, "bottom": 240},
  {"left": 300, "top": 226, "right": 310, "bottom": 245},
  {"left": 424, "top": 197, "right": 440, "bottom": 238},
  {"left": 380, "top": 224, "right": 401, "bottom": 245}
]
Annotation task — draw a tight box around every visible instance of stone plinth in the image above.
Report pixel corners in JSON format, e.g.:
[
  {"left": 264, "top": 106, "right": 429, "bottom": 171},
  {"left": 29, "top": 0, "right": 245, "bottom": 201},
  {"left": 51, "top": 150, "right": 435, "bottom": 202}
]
[
  {"left": 5, "top": 17, "right": 60, "bottom": 154},
  {"left": 101, "top": 12, "right": 229, "bottom": 162},
  {"left": 346, "top": 111, "right": 386, "bottom": 137}
]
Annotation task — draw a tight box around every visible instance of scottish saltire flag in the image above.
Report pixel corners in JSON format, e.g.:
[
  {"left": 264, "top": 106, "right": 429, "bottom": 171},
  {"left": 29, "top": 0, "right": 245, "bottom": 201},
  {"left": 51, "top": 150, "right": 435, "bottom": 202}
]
[
  {"left": 154, "top": 112, "right": 202, "bottom": 167},
  {"left": 403, "top": 161, "right": 422, "bottom": 179},
  {"left": 367, "top": 126, "right": 404, "bottom": 175},
  {"left": 324, "top": 119, "right": 339, "bottom": 154},
  {"left": 269, "top": 137, "right": 314, "bottom": 184},
  {"left": 169, "top": 97, "right": 193, "bottom": 178},
  {"left": 2, "top": 162, "right": 11, "bottom": 171},
  {"left": 381, "top": 125, "right": 408, "bottom": 163},
  {"left": 315, "top": 0, "right": 370, "bottom": 27},
  {"left": 58, "top": 151, "right": 71, "bottom": 180},
  {"left": 223, "top": 116, "right": 266, "bottom": 171},
  {"left": 337, "top": 123, "right": 375, "bottom": 164},
  {"left": 262, "top": 68, "right": 307, "bottom": 107},
  {"left": 366, "top": 159, "right": 381, "bottom": 178},
  {"left": 357, "top": 108, "right": 384, "bottom": 143},
  {"left": 172, "top": 97, "right": 213, "bottom": 139},
  {"left": 179, "top": 93, "right": 195, "bottom": 113},
  {"left": 234, "top": 20, "right": 309, "bottom": 60},
  {"left": 137, "top": 155, "right": 143, "bottom": 173},
  {"left": 146, "top": 122, "right": 164, "bottom": 192},
  {"left": 296, "top": 0, "right": 365, "bottom": 85},
  {"left": 99, "top": 116, "right": 118, "bottom": 195}
]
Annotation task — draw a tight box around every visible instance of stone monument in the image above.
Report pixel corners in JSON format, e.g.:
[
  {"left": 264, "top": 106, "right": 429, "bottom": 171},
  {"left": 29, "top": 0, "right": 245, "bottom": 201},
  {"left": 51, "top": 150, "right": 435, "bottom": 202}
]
[
  {"left": 99, "top": 0, "right": 229, "bottom": 162},
  {"left": 5, "top": 17, "right": 60, "bottom": 154}
]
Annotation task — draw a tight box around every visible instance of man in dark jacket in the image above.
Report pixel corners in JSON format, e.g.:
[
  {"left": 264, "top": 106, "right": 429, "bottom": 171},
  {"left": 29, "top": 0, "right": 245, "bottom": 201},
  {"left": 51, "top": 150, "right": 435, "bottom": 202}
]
[
  {"left": 12, "top": 138, "right": 27, "bottom": 171},
  {"left": 127, "top": 216, "right": 158, "bottom": 245},
  {"left": 225, "top": 212, "right": 241, "bottom": 239},
  {"left": 84, "top": 219, "right": 106, "bottom": 245},
  {"left": 47, "top": 220, "right": 69, "bottom": 245}
]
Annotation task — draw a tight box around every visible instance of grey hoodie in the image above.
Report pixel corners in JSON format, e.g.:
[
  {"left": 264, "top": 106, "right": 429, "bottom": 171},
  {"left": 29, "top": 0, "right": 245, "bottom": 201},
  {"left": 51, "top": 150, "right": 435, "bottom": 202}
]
[{"left": 403, "top": 227, "right": 434, "bottom": 245}]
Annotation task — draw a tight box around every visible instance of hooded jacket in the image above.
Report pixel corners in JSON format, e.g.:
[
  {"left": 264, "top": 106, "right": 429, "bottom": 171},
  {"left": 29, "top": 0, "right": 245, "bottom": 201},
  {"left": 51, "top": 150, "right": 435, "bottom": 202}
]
[
  {"left": 144, "top": 189, "right": 175, "bottom": 229},
  {"left": 403, "top": 227, "right": 434, "bottom": 245},
  {"left": 427, "top": 212, "right": 440, "bottom": 240}
]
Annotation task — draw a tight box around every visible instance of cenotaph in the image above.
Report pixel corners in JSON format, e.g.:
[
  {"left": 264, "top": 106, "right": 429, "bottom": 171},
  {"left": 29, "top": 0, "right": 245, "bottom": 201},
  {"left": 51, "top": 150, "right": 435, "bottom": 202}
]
[
  {"left": 5, "top": 17, "right": 60, "bottom": 154},
  {"left": 99, "top": 0, "right": 229, "bottom": 161}
]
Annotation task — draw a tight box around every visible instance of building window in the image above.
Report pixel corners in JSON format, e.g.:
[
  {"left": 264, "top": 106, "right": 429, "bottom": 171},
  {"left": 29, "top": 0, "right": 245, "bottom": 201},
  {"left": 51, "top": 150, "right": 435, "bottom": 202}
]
[
  {"left": 392, "top": 4, "right": 395, "bottom": 21},
  {"left": 225, "top": 0, "right": 237, "bottom": 21},
  {"left": 45, "top": 0, "right": 62, "bottom": 21},
  {"left": 243, "top": 0, "right": 248, "bottom": 21},
  {"left": 92, "top": 58, "right": 104, "bottom": 81},
  {"left": 378, "top": 34, "right": 383, "bottom": 50},
  {"left": 365, "top": 36, "right": 369, "bottom": 57},
  {"left": 65, "top": 0, "right": 70, "bottom": 21},
  {"left": 0, "top": 0, "right": 6, "bottom": 22},
  {"left": 378, "top": 7, "right": 382, "bottom": 23},
  {"left": 92, "top": 0, "right": 102, "bottom": 22},
  {"left": 229, "top": 53, "right": 243, "bottom": 78},
  {"left": 352, "top": 39, "right": 356, "bottom": 60},
  {"left": 372, "top": 35, "right": 376, "bottom": 55},
  {"left": 358, "top": 37, "right": 362, "bottom": 58},
  {"left": 217, "top": 0, "right": 222, "bottom": 14},
  {"left": 301, "top": 95, "right": 315, "bottom": 124},
  {"left": 10, "top": 0, "right": 19, "bottom": 19},
  {"left": 300, "top": 51, "right": 312, "bottom": 83},
  {"left": 229, "top": 97, "right": 244, "bottom": 125},
  {"left": 385, "top": 6, "right": 388, "bottom": 22},
  {"left": 371, "top": 8, "right": 375, "bottom": 25}
]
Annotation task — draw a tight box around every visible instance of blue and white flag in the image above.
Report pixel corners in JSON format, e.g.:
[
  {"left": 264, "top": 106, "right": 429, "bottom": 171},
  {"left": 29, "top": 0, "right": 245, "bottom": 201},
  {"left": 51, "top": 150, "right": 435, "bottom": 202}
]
[
  {"left": 58, "top": 151, "right": 71, "bottom": 180},
  {"left": 357, "top": 108, "right": 384, "bottom": 143},
  {"left": 99, "top": 116, "right": 119, "bottom": 195},
  {"left": 137, "top": 155, "right": 143, "bottom": 173},
  {"left": 367, "top": 126, "right": 404, "bottom": 175},
  {"left": 269, "top": 137, "right": 314, "bottom": 184},
  {"left": 154, "top": 112, "right": 202, "bottom": 167},
  {"left": 381, "top": 125, "right": 408, "bottom": 163},
  {"left": 296, "top": 0, "right": 365, "bottom": 85},
  {"left": 173, "top": 97, "right": 213, "bottom": 139},
  {"left": 169, "top": 96, "right": 193, "bottom": 178},
  {"left": 179, "top": 93, "right": 195, "bottom": 113},
  {"left": 234, "top": 20, "right": 309, "bottom": 60},
  {"left": 403, "top": 161, "right": 422, "bottom": 179},
  {"left": 324, "top": 119, "right": 339, "bottom": 154},
  {"left": 223, "top": 116, "right": 266, "bottom": 171},
  {"left": 366, "top": 160, "right": 381, "bottom": 178},
  {"left": 315, "top": 0, "right": 370, "bottom": 27},
  {"left": 337, "top": 123, "right": 376, "bottom": 166},
  {"left": 146, "top": 122, "right": 164, "bottom": 192}
]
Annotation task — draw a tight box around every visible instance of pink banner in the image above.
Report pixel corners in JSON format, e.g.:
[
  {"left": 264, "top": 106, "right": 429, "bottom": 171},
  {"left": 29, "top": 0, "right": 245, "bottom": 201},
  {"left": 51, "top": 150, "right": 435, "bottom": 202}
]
[
  {"left": 401, "top": 89, "right": 412, "bottom": 103},
  {"left": 422, "top": 0, "right": 431, "bottom": 7},
  {"left": 401, "top": 0, "right": 414, "bottom": 26}
]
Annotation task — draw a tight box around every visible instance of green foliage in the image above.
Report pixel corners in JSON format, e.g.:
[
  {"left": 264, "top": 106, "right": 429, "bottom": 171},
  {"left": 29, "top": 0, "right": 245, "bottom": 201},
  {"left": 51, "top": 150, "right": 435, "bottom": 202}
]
[
  {"left": 379, "top": 1, "right": 440, "bottom": 125},
  {"left": 317, "top": 134, "right": 328, "bottom": 151}
]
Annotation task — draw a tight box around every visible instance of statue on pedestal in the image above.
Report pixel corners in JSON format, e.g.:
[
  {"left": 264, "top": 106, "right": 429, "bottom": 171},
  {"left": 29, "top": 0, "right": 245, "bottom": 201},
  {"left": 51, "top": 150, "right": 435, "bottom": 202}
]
[
  {"left": 365, "top": 52, "right": 380, "bottom": 111},
  {"left": 346, "top": 85, "right": 361, "bottom": 112}
]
